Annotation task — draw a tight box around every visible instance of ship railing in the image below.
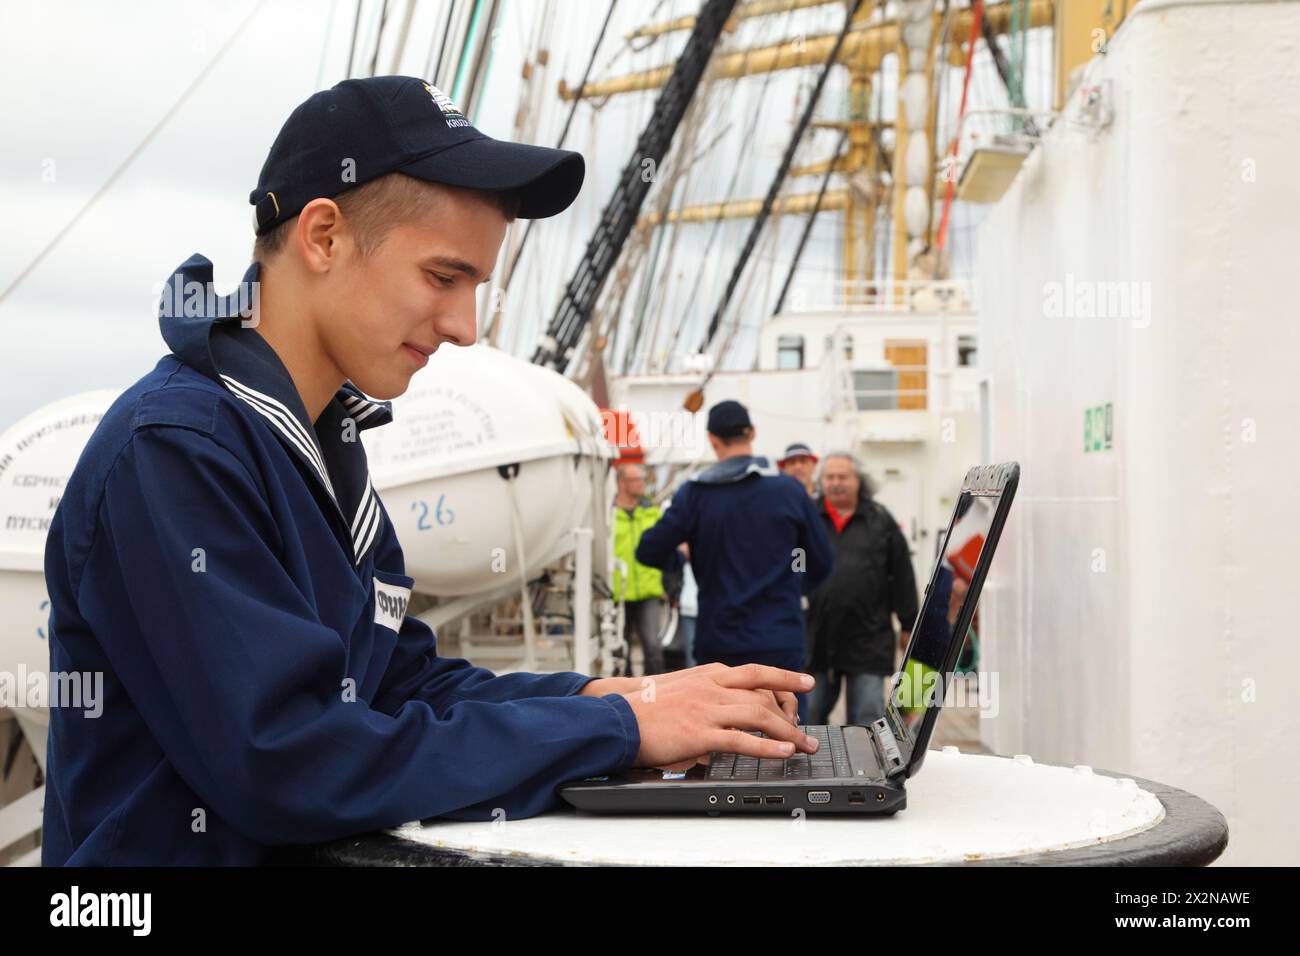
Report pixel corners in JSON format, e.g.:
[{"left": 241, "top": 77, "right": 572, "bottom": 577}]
[{"left": 786, "top": 277, "right": 975, "bottom": 312}]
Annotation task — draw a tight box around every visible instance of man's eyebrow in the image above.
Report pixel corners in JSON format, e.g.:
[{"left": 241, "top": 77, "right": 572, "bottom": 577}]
[{"left": 425, "top": 256, "right": 493, "bottom": 284}]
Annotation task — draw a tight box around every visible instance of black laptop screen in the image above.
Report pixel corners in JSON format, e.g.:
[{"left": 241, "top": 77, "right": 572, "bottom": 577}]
[{"left": 887, "top": 490, "right": 999, "bottom": 740}]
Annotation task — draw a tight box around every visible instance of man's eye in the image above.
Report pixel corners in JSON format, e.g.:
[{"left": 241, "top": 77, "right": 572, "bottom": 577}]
[{"left": 427, "top": 271, "right": 455, "bottom": 286}]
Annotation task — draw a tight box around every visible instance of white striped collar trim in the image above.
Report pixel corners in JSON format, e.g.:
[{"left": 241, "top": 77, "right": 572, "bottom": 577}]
[
  {"left": 220, "top": 374, "right": 338, "bottom": 502},
  {"left": 350, "top": 474, "right": 383, "bottom": 565},
  {"left": 338, "top": 388, "right": 392, "bottom": 427},
  {"left": 221, "top": 374, "right": 386, "bottom": 566}
]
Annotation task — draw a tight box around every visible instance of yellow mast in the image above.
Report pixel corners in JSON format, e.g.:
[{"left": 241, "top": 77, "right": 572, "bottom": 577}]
[{"left": 559, "top": 2, "right": 1056, "bottom": 291}]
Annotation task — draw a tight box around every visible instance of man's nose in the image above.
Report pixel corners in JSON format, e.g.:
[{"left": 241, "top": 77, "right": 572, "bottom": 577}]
[{"left": 437, "top": 296, "right": 479, "bottom": 347}]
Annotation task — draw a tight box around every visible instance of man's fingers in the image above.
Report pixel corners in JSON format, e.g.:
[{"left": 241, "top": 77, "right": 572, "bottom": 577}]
[
  {"left": 774, "top": 690, "right": 799, "bottom": 723},
  {"left": 712, "top": 706, "right": 815, "bottom": 753},
  {"left": 755, "top": 688, "right": 801, "bottom": 727},
  {"left": 712, "top": 662, "right": 814, "bottom": 694},
  {"left": 711, "top": 686, "right": 796, "bottom": 729},
  {"left": 653, "top": 662, "right": 723, "bottom": 687},
  {"left": 738, "top": 688, "right": 791, "bottom": 724}
]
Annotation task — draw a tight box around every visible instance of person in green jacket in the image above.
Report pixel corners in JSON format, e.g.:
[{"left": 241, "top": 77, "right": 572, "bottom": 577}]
[{"left": 613, "top": 463, "right": 667, "bottom": 675}]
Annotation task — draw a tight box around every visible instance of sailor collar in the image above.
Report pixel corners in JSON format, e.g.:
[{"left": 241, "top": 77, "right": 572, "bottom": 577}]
[{"left": 157, "top": 253, "right": 393, "bottom": 566}]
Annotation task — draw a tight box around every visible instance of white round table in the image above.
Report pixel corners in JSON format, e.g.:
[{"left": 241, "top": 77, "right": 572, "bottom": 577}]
[{"left": 281, "top": 750, "right": 1228, "bottom": 866}]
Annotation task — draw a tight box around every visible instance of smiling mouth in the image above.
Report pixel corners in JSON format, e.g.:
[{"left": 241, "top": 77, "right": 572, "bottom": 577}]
[{"left": 402, "top": 343, "right": 434, "bottom": 365}]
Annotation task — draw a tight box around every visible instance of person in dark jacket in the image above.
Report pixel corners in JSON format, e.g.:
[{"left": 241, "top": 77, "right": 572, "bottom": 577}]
[
  {"left": 635, "top": 401, "right": 834, "bottom": 722},
  {"left": 805, "top": 452, "right": 919, "bottom": 726}
]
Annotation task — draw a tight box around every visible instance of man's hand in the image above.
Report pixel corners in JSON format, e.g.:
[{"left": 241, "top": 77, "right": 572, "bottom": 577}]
[
  {"left": 579, "top": 666, "right": 800, "bottom": 724},
  {"left": 619, "top": 663, "right": 818, "bottom": 768}
]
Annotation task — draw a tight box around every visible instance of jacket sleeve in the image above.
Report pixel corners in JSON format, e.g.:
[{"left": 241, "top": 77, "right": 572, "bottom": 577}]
[
  {"left": 797, "top": 491, "right": 835, "bottom": 595},
  {"left": 367, "top": 497, "right": 601, "bottom": 714},
  {"left": 82, "top": 425, "right": 640, "bottom": 843},
  {"left": 886, "top": 516, "right": 920, "bottom": 632},
  {"left": 633, "top": 485, "right": 691, "bottom": 572}
]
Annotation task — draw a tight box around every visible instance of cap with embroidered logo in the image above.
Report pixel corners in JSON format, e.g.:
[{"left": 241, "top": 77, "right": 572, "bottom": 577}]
[{"left": 250, "top": 75, "right": 585, "bottom": 235}]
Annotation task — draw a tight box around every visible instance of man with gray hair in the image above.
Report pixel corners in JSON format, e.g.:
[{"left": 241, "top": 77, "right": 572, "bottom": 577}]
[{"left": 805, "top": 452, "right": 918, "bottom": 726}]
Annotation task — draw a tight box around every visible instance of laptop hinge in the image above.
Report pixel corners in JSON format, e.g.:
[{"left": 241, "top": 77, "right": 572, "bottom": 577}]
[{"left": 869, "top": 717, "right": 907, "bottom": 778}]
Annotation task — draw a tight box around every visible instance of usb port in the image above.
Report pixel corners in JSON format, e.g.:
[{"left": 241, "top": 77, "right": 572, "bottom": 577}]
[
  {"left": 848, "top": 791, "right": 866, "bottom": 805},
  {"left": 765, "top": 795, "right": 784, "bottom": 805},
  {"left": 742, "top": 795, "right": 761, "bottom": 805}
]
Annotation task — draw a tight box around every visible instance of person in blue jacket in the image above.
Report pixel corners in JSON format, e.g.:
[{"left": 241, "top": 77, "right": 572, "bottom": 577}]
[
  {"left": 41, "top": 76, "right": 821, "bottom": 866},
  {"left": 635, "top": 401, "right": 835, "bottom": 723}
]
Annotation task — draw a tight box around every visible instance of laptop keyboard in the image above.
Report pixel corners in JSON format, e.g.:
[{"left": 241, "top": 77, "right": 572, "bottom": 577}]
[{"left": 705, "top": 725, "right": 853, "bottom": 781}]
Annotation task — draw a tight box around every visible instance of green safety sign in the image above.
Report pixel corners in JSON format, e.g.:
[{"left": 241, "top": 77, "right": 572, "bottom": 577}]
[{"left": 1084, "top": 402, "right": 1114, "bottom": 453}]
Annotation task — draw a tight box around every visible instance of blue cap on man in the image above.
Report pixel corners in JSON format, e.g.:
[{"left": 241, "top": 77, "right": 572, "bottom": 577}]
[
  {"left": 706, "top": 400, "right": 752, "bottom": 438},
  {"left": 250, "top": 75, "right": 585, "bottom": 235}
]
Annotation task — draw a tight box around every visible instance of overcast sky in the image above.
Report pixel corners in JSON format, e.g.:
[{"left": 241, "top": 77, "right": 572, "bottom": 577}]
[
  {"left": 0, "top": 0, "right": 593, "bottom": 431},
  {"left": 0, "top": 0, "right": 1042, "bottom": 433}
]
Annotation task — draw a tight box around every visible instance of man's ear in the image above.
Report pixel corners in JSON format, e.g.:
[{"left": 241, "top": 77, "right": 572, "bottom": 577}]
[{"left": 295, "top": 198, "right": 345, "bottom": 273}]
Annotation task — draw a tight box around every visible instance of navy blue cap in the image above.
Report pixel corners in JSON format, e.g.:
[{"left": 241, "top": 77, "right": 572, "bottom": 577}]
[
  {"left": 706, "top": 400, "right": 752, "bottom": 438},
  {"left": 250, "top": 75, "right": 585, "bottom": 235}
]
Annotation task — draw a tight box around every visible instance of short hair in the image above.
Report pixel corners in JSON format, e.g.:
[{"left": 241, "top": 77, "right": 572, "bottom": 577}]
[
  {"left": 819, "top": 451, "right": 876, "bottom": 500},
  {"left": 713, "top": 426, "right": 753, "bottom": 447},
  {"left": 615, "top": 463, "right": 645, "bottom": 483},
  {"left": 251, "top": 172, "right": 520, "bottom": 263}
]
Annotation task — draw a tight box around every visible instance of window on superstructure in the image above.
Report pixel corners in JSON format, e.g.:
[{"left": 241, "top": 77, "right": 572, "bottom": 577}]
[
  {"left": 777, "top": 335, "right": 805, "bottom": 370},
  {"left": 957, "top": 335, "right": 978, "bottom": 367}
]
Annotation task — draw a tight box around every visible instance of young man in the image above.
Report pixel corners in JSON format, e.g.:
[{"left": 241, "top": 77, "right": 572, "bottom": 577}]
[{"left": 41, "top": 76, "right": 817, "bottom": 865}]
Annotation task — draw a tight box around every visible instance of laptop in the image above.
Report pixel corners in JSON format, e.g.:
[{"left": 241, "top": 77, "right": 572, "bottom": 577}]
[{"left": 558, "top": 461, "right": 1019, "bottom": 815}]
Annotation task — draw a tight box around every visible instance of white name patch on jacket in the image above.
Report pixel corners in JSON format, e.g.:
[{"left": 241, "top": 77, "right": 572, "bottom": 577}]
[{"left": 373, "top": 577, "right": 412, "bottom": 631}]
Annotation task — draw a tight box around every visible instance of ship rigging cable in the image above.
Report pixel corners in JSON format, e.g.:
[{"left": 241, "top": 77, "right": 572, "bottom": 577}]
[
  {"left": 530, "top": 0, "right": 742, "bottom": 372},
  {"left": 935, "top": 0, "right": 984, "bottom": 253},
  {"left": 498, "top": 0, "right": 620, "bottom": 300},
  {"left": 659, "top": 0, "right": 802, "bottom": 369},
  {"left": 0, "top": 0, "right": 266, "bottom": 309},
  {"left": 692, "top": 0, "right": 867, "bottom": 385}
]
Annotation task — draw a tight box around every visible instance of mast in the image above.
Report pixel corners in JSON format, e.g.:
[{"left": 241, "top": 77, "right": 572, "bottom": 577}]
[
  {"left": 562, "top": 1, "right": 1053, "bottom": 288},
  {"left": 531, "top": 0, "right": 742, "bottom": 373}
]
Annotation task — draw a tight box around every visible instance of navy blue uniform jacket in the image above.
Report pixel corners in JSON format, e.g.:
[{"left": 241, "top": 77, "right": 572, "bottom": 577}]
[
  {"left": 634, "top": 456, "right": 833, "bottom": 663},
  {"left": 41, "top": 255, "right": 639, "bottom": 865}
]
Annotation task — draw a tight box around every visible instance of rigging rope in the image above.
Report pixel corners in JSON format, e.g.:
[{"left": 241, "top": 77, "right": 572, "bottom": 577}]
[{"left": 934, "top": 0, "right": 983, "bottom": 254}]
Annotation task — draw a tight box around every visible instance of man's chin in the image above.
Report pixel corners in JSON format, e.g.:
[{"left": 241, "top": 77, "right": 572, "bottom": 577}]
[{"left": 344, "top": 371, "right": 411, "bottom": 402}]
